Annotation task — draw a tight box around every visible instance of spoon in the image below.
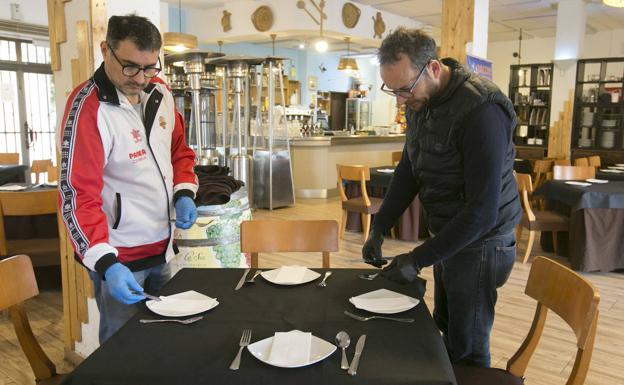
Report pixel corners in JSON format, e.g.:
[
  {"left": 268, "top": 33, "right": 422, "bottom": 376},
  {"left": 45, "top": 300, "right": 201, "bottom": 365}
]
[{"left": 336, "top": 331, "right": 351, "bottom": 370}]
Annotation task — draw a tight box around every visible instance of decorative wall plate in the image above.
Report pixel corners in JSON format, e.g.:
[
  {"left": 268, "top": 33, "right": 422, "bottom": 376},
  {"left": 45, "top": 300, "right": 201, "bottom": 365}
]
[
  {"left": 342, "top": 2, "right": 361, "bottom": 29},
  {"left": 251, "top": 5, "right": 273, "bottom": 32}
]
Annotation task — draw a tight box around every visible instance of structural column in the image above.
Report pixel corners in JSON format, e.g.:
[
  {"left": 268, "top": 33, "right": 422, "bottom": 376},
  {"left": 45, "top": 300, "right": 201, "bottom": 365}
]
[{"left": 440, "top": 0, "right": 489, "bottom": 64}]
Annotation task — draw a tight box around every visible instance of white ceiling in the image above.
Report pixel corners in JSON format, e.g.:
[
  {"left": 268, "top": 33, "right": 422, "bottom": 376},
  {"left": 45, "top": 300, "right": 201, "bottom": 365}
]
[{"left": 164, "top": 0, "right": 624, "bottom": 50}]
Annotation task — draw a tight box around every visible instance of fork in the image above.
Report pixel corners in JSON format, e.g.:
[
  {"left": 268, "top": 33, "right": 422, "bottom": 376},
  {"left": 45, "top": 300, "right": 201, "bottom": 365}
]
[
  {"left": 139, "top": 315, "right": 203, "bottom": 324},
  {"left": 317, "top": 271, "right": 332, "bottom": 287},
  {"left": 229, "top": 329, "right": 252, "bottom": 370},
  {"left": 359, "top": 272, "right": 379, "bottom": 280},
  {"left": 246, "top": 270, "right": 262, "bottom": 283},
  {"left": 344, "top": 310, "right": 414, "bottom": 323}
]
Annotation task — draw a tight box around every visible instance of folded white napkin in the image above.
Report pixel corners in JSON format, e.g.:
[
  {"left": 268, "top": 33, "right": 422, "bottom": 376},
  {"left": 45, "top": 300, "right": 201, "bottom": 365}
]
[
  {"left": 377, "top": 168, "right": 395, "bottom": 173},
  {"left": 351, "top": 296, "right": 415, "bottom": 312},
  {"left": 586, "top": 179, "right": 608, "bottom": 184},
  {"left": 565, "top": 181, "right": 592, "bottom": 187},
  {"left": 0, "top": 184, "right": 27, "bottom": 191},
  {"left": 268, "top": 331, "right": 312, "bottom": 366},
  {"left": 274, "top": 266, "right": 308, "bottom": 284},
  {"left": 600, "top": 169, "right": 623, "bottom": 173}
]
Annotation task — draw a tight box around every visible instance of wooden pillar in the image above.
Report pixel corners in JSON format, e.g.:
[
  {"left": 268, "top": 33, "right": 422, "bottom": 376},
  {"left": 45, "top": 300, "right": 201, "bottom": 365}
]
[{"left": 440, "top": 0, "right": 474, "bottom": 64}]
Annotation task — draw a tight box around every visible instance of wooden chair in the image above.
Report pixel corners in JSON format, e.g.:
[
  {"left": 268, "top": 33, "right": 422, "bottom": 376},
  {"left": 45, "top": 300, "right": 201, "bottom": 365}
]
[
  {"left": 0, "top": 254, "right": 66, "bottom": 384},
  {"left": 515, "top": 173, "right": 568, "bottom": 263},
  {"left": 0, "top": 190, "right": 60, "bottom": 266},
  {"left": 240, "top": 220, "right": 338, "bottom": 268},
  {"left": 552, "top": 165, "right": 595, "bottom": 180},
  {"left": 532, "top": 159, "right": 552, "bottom": 190},
  {"left": 588, "top": 155, "right": 601, "bottom": 168},
  {"left": 553, "top": 159, "right": 571, "bottom": 166},
  {"left": 46, "top": 165, "right": 58, "bottom": 183},
  {"left": 31, "top": 159, "right": 53, "bottom": 183},
  {"left": 336, "top": 164, "right": 383, "bottom": 241},
  {"left": 454, "top": 256, "right": 600, "bottom": 385},
  {"left": 573, "top": 157, "right": 589, "bottom": 167},
  {"left": 391, "top": 151, "right": 402, "bottom": 166},
  {"left": 0, "top": 152, "right": 19, "bottom": 165}
]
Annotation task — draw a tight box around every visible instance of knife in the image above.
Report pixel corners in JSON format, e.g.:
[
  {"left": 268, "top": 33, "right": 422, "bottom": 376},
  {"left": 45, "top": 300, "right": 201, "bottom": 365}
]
[
  {"left": 234, "top": 268, "right": 251, "bottom": 290},
  {"left": 347, "top": 334, "right": 367, "bottom": 376}
]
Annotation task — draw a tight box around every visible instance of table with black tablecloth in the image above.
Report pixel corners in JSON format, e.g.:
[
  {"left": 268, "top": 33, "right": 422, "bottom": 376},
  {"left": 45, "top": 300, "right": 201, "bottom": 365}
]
[
  {"left": 0, "top": 164, "right": 27, "bottom": 185},
  {"left": 595, "top": 170, "right": 624, "bottom": 181},
  {"left": 61, "top": 269, "right": 456, "bottom": 385},
  {"left": 513, "top": 159, "right": 532, "bottom": 174},
  {"left": 346, "top": 167, "right": 427, "bottom": 242},
  {"left": 535, "top": 180, "right": 624, "bottom": 272}
]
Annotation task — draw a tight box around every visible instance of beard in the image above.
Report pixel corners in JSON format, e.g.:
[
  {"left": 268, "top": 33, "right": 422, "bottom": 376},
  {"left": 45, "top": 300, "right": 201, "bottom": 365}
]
[{"left": 121, "top": 80, "right": 148, "bottom": 95}]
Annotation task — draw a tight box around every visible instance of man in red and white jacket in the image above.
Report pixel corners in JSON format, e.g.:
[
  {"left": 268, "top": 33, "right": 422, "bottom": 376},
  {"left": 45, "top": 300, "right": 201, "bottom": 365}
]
[{"left": 59, "top": 15, "right": 197, "bottom": 343}]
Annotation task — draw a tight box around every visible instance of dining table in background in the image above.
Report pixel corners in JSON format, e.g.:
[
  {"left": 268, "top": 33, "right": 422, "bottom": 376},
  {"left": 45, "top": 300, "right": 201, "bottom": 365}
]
[
  {"left": 535, "top": 180, "right": 624, "bottom": 272},
  {"left": 595, "top": 169, "right": 624, "bottom": 181},
  {"left": 0, "top": 164, "right": 28, "bottom": 185},
  {"left": 61, "top": 268, "right": 457, "bottom": 385},
  {"left": 513, "top": 158, "right": 533, "bottom": 175},
  {"left": 346, "top": 166, "right": 428, "bottom": 242}
]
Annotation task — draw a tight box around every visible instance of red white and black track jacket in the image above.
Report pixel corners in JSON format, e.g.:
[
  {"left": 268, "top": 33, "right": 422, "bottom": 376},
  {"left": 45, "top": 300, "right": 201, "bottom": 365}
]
[{"left": 59, "top": 63, "right": 197, "bottom": 276}]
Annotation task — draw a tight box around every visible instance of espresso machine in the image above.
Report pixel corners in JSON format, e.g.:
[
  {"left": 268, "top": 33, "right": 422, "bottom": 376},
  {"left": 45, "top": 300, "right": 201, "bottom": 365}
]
[
  {"left": 251, "top": 57, "right": 295, "bottom": 210},
  {"left": 164, "top": 50, "right": 224, "bottom": 165}
]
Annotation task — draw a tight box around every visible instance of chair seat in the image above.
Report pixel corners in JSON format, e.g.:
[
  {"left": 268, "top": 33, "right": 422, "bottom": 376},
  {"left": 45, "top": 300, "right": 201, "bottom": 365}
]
[
  {"left": 521, "top": 210, "right": 569, "bottom": 231},
  {"left": 341, "top": 197, "right": 383, "bottom": 214},
  {"left": 453, "top": 364, "right": 524, "bottom": 385}
]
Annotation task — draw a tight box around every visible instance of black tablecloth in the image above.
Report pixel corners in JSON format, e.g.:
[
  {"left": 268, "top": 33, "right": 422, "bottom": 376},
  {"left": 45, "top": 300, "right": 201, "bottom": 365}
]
[
  {"left": 513, "top": 159, "right": 532, "bottom": 174},
  {"left": 596, "top": 170, "right": 624, "bottom": 181},
  {"left": 535, "top": 180, "right": 624, "bottom": 210},
  {"left": 62, "top": 269, "right": 456, "bottom": 385},
  {"left": 0, "top": 165, "right": 27, "bottom": 185}
]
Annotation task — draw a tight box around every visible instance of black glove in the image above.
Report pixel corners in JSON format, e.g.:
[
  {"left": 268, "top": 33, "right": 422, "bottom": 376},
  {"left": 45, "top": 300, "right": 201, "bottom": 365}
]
[
  {"left": 362, "top": 230, "right": 387, "bottom": 268},
  {"left": 380, "top": 252, "right": 422, "bottom": 285}
]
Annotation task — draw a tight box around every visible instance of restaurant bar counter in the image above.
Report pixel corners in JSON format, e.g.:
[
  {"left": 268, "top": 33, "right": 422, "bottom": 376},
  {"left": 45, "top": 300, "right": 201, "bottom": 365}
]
[{"left": 290, "top": 135, "right": 405, "bottom": 198}]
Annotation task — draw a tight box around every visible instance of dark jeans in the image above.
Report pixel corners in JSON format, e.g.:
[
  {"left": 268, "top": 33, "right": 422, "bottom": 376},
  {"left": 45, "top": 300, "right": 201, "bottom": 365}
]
[{"left": 433, "top": 231, "right": 516, "bottom": 367}]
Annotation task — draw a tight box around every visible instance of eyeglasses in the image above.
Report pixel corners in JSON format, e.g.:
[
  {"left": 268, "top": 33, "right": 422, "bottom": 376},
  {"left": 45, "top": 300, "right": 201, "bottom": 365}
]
[
  {"left": 107, "top": 43, "right": 161, "bottom": 78},
  {"left": 380, "top": 60, "right": 430, "bottom": 98}
]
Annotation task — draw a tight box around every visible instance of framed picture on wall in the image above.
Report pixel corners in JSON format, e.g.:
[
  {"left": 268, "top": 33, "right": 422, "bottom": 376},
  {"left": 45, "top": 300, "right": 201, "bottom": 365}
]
[{"left": 307, "top": 76, "right": 318, "bottom": 90}]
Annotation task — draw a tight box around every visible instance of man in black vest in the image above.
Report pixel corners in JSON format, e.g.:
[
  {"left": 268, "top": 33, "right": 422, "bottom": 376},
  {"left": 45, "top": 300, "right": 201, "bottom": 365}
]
[{"left": 362, "top": 28, "right": 521, "bottom": 367}]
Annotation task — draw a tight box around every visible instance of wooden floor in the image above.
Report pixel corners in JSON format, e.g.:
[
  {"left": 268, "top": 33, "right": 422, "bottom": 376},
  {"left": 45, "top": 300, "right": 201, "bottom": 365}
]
[{"left": 1, "top": 196, "right": 623, "bottom": 385}]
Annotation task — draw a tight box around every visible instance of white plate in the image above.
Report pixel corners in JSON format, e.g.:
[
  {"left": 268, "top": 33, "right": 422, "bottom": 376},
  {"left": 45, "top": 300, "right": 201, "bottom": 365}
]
[
  {"left": 586, "top": 179, "right": 608, "bottom": 184},
  {"left": 565, "top": 181, "right": 592, "bottom": 187},
  {"left": 376, "top": 168, "right": 395, "bottom": 173},
  {"left": 600, "top": 169, "right": 623, "bottom": 173},
  {"left": 349, "top": 288, "right": 419, "bottom": 314},
  {"left": 607, "top": 166, "right": 624, "bottom": 170},
  {"left": 247, "top": 331, "right": 336, "bottom": 368},
  {"left": 146, "top": 290, "right": 219, "bottom": 317},
  {"left": 260, "top": 266, "right": 321, "bottom": 285}
]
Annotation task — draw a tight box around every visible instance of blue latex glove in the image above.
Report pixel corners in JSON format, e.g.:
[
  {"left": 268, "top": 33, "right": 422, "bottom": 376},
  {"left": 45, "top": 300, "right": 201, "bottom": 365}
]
[
  {"left": 104, "top": 263, "right": 145, "bottom": 305},
  {"left": 174, "top": 196, "right": 197, "bottom": 229}
]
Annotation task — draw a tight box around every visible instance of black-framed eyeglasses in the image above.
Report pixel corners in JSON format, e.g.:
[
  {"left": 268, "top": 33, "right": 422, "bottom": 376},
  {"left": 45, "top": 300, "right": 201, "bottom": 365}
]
[
  {"left": 107, "top": 43, "right": 161, "bottom": 78},
  {"left": 380, "top": 60, "right": 430, "bottom": 98}
]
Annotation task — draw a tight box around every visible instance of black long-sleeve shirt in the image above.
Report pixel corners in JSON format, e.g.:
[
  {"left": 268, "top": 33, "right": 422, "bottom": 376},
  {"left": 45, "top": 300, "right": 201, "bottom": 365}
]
[{"left": 373, "top": 102, "right": 514, "bottom": 268}]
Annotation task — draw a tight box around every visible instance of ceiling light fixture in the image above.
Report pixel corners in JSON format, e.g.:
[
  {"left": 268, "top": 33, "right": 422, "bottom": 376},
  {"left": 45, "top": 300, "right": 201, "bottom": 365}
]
[
  {"left": 338, "top": 37, "right": 358, "bottom": 71},
  {"left": 603, "top": 0, "right": 624, "bottom": 7},
  {"left": 163, "top": 0, "right": 198, "bottom": 53},
  {"left": 298, "top": 0, "right": 328, "bottom": 52}
]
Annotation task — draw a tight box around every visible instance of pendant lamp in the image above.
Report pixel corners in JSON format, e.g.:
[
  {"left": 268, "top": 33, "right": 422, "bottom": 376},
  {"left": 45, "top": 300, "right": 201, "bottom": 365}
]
[
  {"left": 163, "top": 0, "right": 198, "bottom": 53},
  {"left": 338, "top": 37, "right": 358, "bottom": 71},
  {"left": 603, "top": 0, "right": 624, "bottom": 7}
]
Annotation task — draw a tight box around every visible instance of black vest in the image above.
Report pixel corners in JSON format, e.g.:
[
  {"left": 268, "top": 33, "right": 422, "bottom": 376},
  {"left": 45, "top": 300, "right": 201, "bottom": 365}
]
[{"left": 405, "top": 58, "right": 521, "bottom": 237}]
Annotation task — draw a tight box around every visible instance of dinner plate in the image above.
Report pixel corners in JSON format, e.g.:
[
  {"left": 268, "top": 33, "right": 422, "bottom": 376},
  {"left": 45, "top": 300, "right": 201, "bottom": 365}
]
[
  {"left": 146, "top": 290, "right": 219, "bottom": 317},
  {"left": 247, "top": 331, "right": 336, "bottom": 368},
  {"left": 565, "top": 181, "right": 592, "bottom": 187},
  {"left": 599, "top": 169, "right": 623, "bottom": 173},
  {"left": 260, "top": 266, "right": 321, "bottom": 285},
  {"left": 586, "top": 179, "right": 608, "bottom": 184},
  {"left": 349, "top": 288, "right": 419, "bottom": 314}
]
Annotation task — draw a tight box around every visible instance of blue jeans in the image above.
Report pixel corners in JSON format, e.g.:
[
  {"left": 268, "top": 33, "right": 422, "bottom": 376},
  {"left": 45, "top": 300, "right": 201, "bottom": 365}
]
[
  {"left": 89, "top": 263, "right": 171, "bottom": 344},
  {"left": 433, "top": 232, "right": 516, "bottom": 367}
]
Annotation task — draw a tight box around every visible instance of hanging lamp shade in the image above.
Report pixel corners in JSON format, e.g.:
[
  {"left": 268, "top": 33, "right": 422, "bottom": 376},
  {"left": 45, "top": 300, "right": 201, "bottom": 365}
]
[
  {"left": 603, "top": 0, "right": 624, "bottom": 7},
  {"left": 163, "top": 32, "right": 198, "bottom": 53},
  {"left": 337, "top": 57, "right": 359, "bottom": 70}
]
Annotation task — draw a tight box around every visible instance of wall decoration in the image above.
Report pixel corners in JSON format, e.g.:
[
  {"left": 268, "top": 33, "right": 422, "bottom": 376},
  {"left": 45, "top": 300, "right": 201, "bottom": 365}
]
[
  {"left": 308, "top": 75, "right": 318, "bottom": 90},
  {"left": 342, "top": 2, "right": 361, "bottom": 29},
  {"left": 251, "top": 5, "right": 274, "bottom": 32},
  {"left": 221, "top": 10, "right": 232, "bottom": 32},
  {"left": 372, "top": 12, "right": 385, "bottom": 39}
]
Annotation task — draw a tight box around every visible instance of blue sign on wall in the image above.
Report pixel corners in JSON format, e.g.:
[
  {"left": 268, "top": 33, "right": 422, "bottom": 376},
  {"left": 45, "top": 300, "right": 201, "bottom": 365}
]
[{"left": 466, "top": 54, "right": 492, "bottom": 80}]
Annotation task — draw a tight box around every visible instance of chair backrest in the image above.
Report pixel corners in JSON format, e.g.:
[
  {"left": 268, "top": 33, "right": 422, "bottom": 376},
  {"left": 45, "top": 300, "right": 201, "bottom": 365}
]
[
  {"left": 0, "top": 152, "right": 19, "bottom": 165},
  {"left": 0, "top": 254, "right": 58, "bottom": 380},
  {"left": 554, "top": 159, "right": 571, "bottom": 166},
  {"left": 552, "top": 165, "right": 595, "bottom": 180},
  {"left": 391, "top": 151, "right": 402, "bottom": 166},
  {"left": 336, "top": 164, "right": 371, "bottom": 207},
  {"left": 532, "top": 159, "right": 553, "bottom": 189},
  {"left": 507, "top": 256, "right": 600, "bottom": 385},
  {"left": 0, "top": 190, "right": 58, "bottom": 255},
  {"left": 31, "top": 159, "right": 53, "bottom": 183},
  {"left": 240, "top": 220, "right": 339, "bottom": 268},
  {"left": 47, "top": 165, "right": 58, "bottom": 182},
  {"left": 588, "top": 155, "right": 601, "bottom": 168},
  {"left": 514, "top": 173, "right": 536, "bottom": 222},
  {"left": 574, "top": 157, "right": 589, "bottom": 167}
]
